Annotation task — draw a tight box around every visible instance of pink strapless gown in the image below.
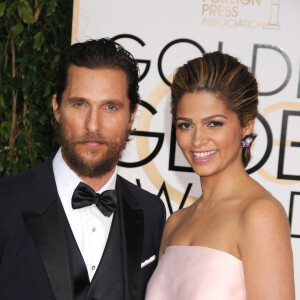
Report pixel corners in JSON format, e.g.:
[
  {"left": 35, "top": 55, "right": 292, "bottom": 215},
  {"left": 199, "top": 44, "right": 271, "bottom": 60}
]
[{"left": 145, "top": 246, "right": 246, "bottom": 300}]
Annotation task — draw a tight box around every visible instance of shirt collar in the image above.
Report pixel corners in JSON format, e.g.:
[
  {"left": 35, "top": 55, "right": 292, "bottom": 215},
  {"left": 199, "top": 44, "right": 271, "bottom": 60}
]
[{"left": 52, "top": 147, "right": 117, "bottom": 213}]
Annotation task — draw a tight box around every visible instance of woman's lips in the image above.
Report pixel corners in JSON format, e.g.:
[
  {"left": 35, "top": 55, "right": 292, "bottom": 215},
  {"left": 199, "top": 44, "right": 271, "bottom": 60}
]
[{"left": 191, "top": 150, "right": 217, "bottom": 163}]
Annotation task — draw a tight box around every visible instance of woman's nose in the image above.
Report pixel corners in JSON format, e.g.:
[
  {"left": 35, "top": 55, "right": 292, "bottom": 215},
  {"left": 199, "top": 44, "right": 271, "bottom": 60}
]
[{"left": 192, "top": 128, "right": 208, "bottom": 148}]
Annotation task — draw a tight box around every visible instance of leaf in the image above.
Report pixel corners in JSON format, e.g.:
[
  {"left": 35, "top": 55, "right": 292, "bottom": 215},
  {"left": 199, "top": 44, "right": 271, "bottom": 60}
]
[
  {"left": 46, "top": 0, "right": 57, "bottom": 16},
  {"left": 43, "top": 83, "right": 51, "bottom": 97},
  {"left": 10, "top": 77, "right": 22, "bottom": 89},
  {"left": 38, "top": 115, "right": 48, "bottom": 125},
  {"left": 31, "top": 73, "right": 38, "bottom": 84},
  {"left": 20, "top": 54, "right": 30, "bottom": 72},
  {"left": 27, "top": 106, "right": 38, "bottom": 120},
  {"left": 17, "top": 1, "right": 35, "bottom": 24},
  {"left": 4, "top": 53, "right": 9, "bottom": 72},
  {"left": 0, "top": 162, "right": 4, "bottom": 174},
  {"left": 0, "top": 2, "right": 5, "bottom": 17},
  {"left": 0, "top": 121, "right": 11, "bottom": 136},
  {"left": 12, "top": 24, "right": 24, "bottom": 37},
  {"left": 33, "top": 0, "right": 40, "bottom": 21},
  {"left": 34, "top": 6, "right": 40, "bottom": 22},
  {"left": 7, "top": 3, "right": 16, "bottom": 18},
  {"left": 0, "top": 0, "right": 73, "bottom": 177},
  {"left": 0, "top": 94, "right": 5, "bottom": 109},
  {"left": 33, "top": 31, "right": 44, "bottom": 50}
]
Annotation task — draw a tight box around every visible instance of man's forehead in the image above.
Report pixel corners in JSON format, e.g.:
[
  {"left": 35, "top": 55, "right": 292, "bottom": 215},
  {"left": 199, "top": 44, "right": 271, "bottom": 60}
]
[
  {"left": 64, "top": 65, "right": 128, "bottom": 91},
  {"left": 66, "top": 65, "right": 127, "bottom": 78},
  {"left": 61, "top": 66, "right": 129, "bottom": 103}
]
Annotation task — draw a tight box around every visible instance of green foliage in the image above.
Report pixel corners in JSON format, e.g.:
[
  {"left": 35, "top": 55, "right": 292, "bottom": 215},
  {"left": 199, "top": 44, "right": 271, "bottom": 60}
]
[
  {"left": 0, "top": 3, "right": 5, "bottom": 17},
  {"left": 0, "top": 0, "right": 73, "bottom": 177}
]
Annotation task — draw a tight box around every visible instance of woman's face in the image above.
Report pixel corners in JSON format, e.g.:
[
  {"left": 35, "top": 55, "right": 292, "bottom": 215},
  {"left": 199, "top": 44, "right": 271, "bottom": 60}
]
[{"left": 175, "top": 91, "right": 250, "bottom": 177}]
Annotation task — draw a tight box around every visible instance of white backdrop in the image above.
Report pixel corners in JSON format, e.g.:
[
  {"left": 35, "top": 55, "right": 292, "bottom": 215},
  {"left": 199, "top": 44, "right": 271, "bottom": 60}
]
[{"left": 73, "top": 0, "right": 300, "bottom": 296}]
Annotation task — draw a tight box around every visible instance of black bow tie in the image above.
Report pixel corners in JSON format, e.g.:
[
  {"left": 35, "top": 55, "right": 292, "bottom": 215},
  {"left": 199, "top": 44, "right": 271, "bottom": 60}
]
[{"left": 72, "top": 182, "right": 117, "bottom": 217}]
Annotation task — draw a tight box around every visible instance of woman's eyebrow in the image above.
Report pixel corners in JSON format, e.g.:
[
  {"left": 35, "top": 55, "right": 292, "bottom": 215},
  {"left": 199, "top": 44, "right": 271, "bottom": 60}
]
[
  {"left": 201, "top": 115, "right": 227, "bottom": 122},
  {"left": 176, "top": 117, "right": 192, "bottom": 122}
]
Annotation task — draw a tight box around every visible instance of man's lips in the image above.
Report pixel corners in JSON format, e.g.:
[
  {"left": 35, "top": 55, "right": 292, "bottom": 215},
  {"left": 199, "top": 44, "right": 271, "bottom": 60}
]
[
  {"left": 83, "top": 141, "right": 102, "bottom": 146},
  {"left": 80, "top": 140, "right": 107, "bottom": 146}
]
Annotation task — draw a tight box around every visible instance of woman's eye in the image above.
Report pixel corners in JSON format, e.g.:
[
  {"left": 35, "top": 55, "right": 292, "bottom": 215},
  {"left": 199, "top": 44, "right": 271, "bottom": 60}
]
[
  {"left": 177, "top": 122, "right": 191, "bottom": 130},
  {"left": 208, "top": 121, "right": 223, "bottom": 127}
]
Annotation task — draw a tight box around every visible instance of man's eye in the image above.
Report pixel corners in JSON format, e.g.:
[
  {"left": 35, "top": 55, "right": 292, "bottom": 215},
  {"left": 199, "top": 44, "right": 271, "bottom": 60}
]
[
  {"left": 177, "top": 122, "right": 191, "bottom": 130},
  {"left": 107, "top": 104, "right": 117, "bottom": 110},
  {"left": 208, "top": 121, "right": 223, "bottom": 127},
  {"left": 75, "top": 102, "right": 84, "bottom": 107}
]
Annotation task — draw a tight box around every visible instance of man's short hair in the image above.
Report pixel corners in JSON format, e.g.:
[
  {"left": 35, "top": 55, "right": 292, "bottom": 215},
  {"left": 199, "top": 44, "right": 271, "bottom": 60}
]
[{"left": 56, "top": 38, "right": 140, "bottom": 113}]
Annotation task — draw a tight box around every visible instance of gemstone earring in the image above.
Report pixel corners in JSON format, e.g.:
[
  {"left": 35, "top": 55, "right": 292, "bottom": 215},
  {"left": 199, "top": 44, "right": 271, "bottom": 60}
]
[{"left": 241, "top": 133, "right": 257, "bottom": 148}]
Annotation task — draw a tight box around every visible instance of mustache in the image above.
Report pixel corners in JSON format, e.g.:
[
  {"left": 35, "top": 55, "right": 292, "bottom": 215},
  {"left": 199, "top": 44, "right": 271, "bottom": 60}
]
[{"left": 70, "top": 133, "right": 110, "bottom": 145}]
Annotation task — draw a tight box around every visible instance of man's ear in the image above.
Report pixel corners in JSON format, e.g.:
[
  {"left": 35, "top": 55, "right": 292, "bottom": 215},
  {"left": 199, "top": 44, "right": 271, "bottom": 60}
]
[
  {"left": 52, "top": 94, "right": 60, "bottom": 123},
  {"left": 242, "top": 119, "right": 255, "bottom": 137},
  {"left": 128, "top": 104, "right": 138, "bottom": 128}
]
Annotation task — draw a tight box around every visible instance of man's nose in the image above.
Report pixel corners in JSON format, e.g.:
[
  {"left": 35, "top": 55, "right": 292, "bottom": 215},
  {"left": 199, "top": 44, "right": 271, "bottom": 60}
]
[{"left": 85, "top": 108, "right": 102, "bottom": 132}]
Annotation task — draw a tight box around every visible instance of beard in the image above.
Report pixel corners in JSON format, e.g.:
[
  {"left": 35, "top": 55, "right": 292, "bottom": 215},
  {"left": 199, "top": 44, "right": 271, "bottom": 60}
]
[{"left": 56, "top": 123, "right": 129, "bottom": 178}]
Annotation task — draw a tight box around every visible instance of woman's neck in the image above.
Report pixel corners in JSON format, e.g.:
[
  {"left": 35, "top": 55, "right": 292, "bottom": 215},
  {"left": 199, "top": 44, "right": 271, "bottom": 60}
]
[{"left": 199, "top": 163, "right": 250, "bottom": 206}]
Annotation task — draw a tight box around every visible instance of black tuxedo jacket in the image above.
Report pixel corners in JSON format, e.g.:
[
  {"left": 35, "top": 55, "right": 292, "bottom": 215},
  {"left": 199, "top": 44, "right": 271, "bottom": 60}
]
[{"left": 0, "top": 156, "right": 165, "bottom": 300}]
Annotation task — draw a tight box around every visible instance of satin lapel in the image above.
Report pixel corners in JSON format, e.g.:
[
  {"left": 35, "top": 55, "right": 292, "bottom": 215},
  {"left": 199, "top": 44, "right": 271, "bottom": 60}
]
[
  {"left": 22, "top": 156, "right": 73, "bottom": 300},
  {"left": 117, "top": 177, "right": 144, "bottom": 300},
  {"left": 23, "top": 199, "right": 73, "bottom": 300}
]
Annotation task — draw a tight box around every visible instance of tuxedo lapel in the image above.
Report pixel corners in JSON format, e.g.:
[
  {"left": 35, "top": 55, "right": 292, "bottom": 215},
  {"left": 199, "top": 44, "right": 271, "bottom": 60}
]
[
  {"left": 22, "top": 157, "right": 73, "bottom": 300},
  {"left": 117, "top": 176, "right": 144, "bottom": 300}
]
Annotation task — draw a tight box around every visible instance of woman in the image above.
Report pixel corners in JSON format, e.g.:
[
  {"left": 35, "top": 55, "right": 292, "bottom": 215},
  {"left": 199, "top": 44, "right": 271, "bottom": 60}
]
[{"left": 145, "top": 52, "right": 295, "bottom": 300}]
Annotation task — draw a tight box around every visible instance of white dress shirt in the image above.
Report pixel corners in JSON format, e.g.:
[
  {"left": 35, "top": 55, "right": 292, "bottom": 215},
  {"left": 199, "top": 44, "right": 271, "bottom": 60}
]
[{"left": 52, "top": 148, "right": 117, "bottom": 281}]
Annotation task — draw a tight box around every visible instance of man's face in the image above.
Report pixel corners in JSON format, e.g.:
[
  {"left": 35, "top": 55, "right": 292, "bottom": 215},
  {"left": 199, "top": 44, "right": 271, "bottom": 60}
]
[{"left": 52, "top": 66, "right": 136, "bottom": 178}]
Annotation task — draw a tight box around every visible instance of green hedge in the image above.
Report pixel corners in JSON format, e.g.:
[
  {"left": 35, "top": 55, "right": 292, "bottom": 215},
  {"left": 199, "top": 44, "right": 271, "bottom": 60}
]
[{"left": 0, "top": 0, "right": 73, "bottom": 177}]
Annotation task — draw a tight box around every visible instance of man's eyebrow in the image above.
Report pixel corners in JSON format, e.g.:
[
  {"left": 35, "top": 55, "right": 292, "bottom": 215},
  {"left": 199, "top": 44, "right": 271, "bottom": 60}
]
[
  {"left": 68, "top": 97, "right": 88, "bottom": 103},
  {"left": 68, "top": 97, "right": 124, "bottom": 107},
  {"left": 104, "top": 99, "right": 124, "bottom": 108}
]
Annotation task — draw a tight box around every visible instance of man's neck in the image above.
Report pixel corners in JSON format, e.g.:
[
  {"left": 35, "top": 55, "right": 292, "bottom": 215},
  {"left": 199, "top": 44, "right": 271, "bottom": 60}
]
[{"left": 78, "top": 168, "right": 116, "bottom": 191}]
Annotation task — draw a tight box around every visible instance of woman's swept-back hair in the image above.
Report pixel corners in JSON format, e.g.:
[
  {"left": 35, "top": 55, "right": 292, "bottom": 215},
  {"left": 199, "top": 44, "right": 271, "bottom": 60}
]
[{"left": 171, "top": 51, "right": 258, "bottom": 167}]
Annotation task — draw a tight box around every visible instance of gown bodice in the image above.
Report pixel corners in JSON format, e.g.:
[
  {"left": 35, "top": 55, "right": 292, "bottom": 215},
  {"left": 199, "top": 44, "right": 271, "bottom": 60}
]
[{"left": 145, "top": 246, "right": 246, "bottom": 300}]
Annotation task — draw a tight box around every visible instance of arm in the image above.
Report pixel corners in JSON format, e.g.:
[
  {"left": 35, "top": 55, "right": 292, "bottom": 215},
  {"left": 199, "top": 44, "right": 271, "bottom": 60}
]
[{"left": 239, "top": 198, "right": 295, "bottom": 300}]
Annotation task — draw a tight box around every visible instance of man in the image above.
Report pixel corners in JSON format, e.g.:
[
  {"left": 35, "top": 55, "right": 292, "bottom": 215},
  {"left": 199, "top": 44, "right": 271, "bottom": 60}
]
[{"left": 0, "top": 38, "right": 165, "bottom": 300}]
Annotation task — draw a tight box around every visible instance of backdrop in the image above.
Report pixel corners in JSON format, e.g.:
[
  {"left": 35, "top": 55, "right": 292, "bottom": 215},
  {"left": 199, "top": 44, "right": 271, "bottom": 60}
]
[{"left": 72, "top": 0, "right": 300, "bottom": 296}]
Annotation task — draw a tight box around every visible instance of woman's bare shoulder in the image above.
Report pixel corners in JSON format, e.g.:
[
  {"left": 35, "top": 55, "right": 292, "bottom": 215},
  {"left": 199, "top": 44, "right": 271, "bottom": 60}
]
[
  {"left": 241, "top": 183, "right": 288, "bottom": 226},
  {"left": 159, "top": 204, "right": 194, "bottom": 258},
  {"left": 164, "top": 205, "right": 190, "bottom": 235},
  {"left": 237, "top": 181, "right": 291, "bottom": 252},
  {"left": 237, "top": 183, "right": 294, "bottom": 298}
]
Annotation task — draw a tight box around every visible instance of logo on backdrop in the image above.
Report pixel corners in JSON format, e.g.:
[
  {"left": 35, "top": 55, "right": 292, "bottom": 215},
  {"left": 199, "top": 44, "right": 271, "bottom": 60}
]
[
  {"left": 200, "top": 0, "right": 281, "bottom": 30},
  {"left": 131, "top": 82, "right": 300, "bottom": 236},
  {"left": 113, "top": 34, "right": 299, "bottom": 237}
]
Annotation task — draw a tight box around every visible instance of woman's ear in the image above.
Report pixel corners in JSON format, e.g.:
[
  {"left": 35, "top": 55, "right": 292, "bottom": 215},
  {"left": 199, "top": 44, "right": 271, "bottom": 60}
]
[{"left": 242, "top": 119, "right": 255, "bottom": 137}]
